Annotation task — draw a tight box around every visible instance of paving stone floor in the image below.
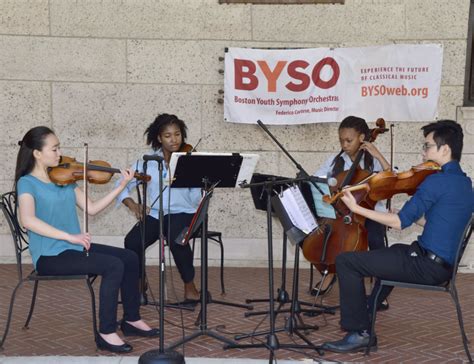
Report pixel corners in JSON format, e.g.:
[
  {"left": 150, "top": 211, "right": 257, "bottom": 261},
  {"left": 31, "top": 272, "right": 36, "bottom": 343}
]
[{"left": 0, "top": 263, "right": 473, "bottom": 363}]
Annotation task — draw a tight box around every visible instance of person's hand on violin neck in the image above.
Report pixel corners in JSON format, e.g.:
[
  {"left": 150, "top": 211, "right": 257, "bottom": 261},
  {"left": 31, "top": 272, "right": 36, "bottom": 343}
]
[
  {"left": 119, "top": 168, "right": 135, "bottom": 186},
  {"left": 122, "top": 197, "right": 150, "bottom": 220},
  {"left": 67, "top": 232, "right": 91, "bottom": 251},
  {"left": 341, "top": 190, "right": 402, "bottom": 230},
  {"left": 75, "top": 168, "right": 135, "bottom": 216}
]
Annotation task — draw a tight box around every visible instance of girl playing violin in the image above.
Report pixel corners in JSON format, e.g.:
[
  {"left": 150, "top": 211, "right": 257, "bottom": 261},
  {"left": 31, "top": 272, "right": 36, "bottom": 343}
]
[
  {"left": 118, "top": 113, "right": 201, "bottom": 301},
  {"left": 15, "top": 126, "right": 159, "bottom": 354},
  {"left": 311, "top": 115, "right": 390, "bottom": 306}
]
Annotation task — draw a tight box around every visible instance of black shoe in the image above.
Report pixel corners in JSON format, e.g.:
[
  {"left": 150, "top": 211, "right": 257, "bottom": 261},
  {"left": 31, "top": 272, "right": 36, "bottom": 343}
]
[
  {"left": 311, "top": 275, "right": 337, "bottom": 297},
  {"left": 377, "top": 300, "right": 389, "bottom": 311},
  {"left": 322, "top": 331, "right": 377, "bottom": 353},
  {"left": 95, "top": 334, "right": 133, "bottom": 353},
  {"left": 120, "top": 320, "right": 160, "bottom": 337}
]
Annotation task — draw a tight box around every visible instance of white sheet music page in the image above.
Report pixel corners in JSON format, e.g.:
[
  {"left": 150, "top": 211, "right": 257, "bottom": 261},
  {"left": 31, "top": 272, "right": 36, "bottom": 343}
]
[{"left": 279, "top": 185, "right": 318, "bottom": 234}]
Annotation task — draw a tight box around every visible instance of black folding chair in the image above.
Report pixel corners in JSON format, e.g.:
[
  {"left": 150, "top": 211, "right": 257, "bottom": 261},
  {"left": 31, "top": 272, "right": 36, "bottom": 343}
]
[
  {"left": 191, "top": 228, "right": 226, "bottom": 295},
  {"left": 0, "top": 191, "right": 98, "bottom": 350},
  {"left": 367, "top": 215, "right": 473, "bottom": 362}
]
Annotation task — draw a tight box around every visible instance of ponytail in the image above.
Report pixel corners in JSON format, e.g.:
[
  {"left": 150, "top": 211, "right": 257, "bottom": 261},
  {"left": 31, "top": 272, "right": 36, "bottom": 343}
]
[{"left": 15, "top": 126, "right": 55, "bottom": 188}]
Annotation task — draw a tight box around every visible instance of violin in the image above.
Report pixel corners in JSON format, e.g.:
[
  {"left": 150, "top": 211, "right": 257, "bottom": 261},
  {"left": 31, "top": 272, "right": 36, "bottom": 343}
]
[
  {"left": 179, "top": 143, "right": 194, "bottom": 153},
  {"left": 48, "top": 156, "right": 151, "bottom": 186},
  {"left": 323, "top": 161, "right": 441, "bottom": 204}
]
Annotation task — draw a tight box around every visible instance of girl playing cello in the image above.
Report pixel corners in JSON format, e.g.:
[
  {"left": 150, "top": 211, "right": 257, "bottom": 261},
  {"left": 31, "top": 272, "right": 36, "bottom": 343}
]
[{"left": 311, "top": 116, "right": 390, "bottom": 311}]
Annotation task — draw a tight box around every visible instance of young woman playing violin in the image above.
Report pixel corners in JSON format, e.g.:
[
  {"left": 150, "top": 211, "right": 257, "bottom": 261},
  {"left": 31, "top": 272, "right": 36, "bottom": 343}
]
[
  {"left": 321, "top": 120, "right": 473, "bottom": 353},
  {"left": 118, "top": 113, "right": 201, "bottom": 301},
  {"left": 311, "top": 116, "right": 391, "bottom": 306},
  {"left": 15, "top": 126, "right": 159, "bottom": 354}
]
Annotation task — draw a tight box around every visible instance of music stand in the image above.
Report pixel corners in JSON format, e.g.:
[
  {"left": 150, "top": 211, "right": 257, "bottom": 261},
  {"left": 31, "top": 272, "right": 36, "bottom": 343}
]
[
  {"left": 226, "top": 177, "right": 324, "bottom": 359},
  {"left": 242, "top": 174, "right": 334, "bottom": 322},
  {"left": 166, "top": 152, "right": 258, "bottom": 350},
  {"left": 245, "top": 173, "right": 292, "bottom": 310}
]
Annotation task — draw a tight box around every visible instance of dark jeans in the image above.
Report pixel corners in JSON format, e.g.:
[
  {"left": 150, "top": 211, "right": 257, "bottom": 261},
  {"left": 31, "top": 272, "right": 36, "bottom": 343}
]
[
  {"left": 124, "top": 214, "right": 195, "bottom": 283},
  {"left": 336, "top": 242, "right": 452, "bottom": 332},
  {"left": 36, "top": 243, "right": 140, "bottom": 334}
]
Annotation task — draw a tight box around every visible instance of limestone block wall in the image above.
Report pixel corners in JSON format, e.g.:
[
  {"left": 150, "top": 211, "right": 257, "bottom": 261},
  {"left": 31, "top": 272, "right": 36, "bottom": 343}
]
[{"left": 0, "top": 0, "right": 472, "bottom": 270}]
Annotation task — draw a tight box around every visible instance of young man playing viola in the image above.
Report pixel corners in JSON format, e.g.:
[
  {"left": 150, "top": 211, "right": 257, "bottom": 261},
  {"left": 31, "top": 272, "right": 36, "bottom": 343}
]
[{"left": 321, "top": 119, "right": 473, "bottom": 353}]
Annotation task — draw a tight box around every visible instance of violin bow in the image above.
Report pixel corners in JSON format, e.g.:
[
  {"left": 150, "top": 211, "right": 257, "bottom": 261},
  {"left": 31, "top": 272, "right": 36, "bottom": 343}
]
[
  {"left": 386, "top": 124, "right": 394, "bottom": 212},
  {"left": 83, "top": 143, "right": 89, "bottom": 256}
]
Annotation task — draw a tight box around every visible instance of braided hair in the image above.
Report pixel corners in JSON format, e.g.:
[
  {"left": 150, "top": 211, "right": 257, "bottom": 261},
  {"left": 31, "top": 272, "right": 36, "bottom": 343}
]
[{"left": 330, "top": 116, "right": 374, "bottom": 176}]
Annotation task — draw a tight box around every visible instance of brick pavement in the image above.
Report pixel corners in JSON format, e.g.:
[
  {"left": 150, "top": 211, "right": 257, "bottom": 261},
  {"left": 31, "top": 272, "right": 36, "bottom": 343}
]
[{"left": 0, "top": 263, "right": 472, "bottom": 363}]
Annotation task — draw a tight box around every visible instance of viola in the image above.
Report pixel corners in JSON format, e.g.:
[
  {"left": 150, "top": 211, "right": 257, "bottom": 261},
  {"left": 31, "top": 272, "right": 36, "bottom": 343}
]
[
  {"left": 179, "top": 143, "right": 194, "bottom": 153},
  {"left": 48, "top": 156, "right": 151, "bottom": 186},
  {"left": 323, "top": 161, "right": 441, "bottom": 204},
  {"left": 301, "top": 118, "right": 388, "bottom": 273}
]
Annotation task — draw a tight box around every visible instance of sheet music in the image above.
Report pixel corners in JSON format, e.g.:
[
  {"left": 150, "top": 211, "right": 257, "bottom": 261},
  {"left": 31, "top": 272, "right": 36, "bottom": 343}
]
[
  {"left": 236, "top": 153, "right": 260, "bottom": 186},
  {"left": 279, "top": 185, "right": 318, "bottom": 234},
  {"left": 309, "top": 182, "right": 337, "bottom": 219}
]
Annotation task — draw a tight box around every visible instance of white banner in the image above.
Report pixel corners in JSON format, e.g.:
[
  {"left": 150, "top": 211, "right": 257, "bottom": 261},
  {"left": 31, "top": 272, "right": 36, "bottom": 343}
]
[{"left": 224, "top": 44, "right": 443, "bottom": 124}]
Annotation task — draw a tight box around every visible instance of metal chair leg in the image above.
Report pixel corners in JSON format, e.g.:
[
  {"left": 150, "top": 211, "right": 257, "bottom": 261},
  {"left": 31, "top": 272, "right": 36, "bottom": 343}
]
[
  {"left": 86, "top": 278, "right": 99, "bottom": 339},
  {"left": 0, "top": 280, "right": 24, "bottom": 349},
  {"left": 24, "top": 280, "right": 39, "bottom": 329},
  {"left": 450, "top": 285, "right": 472, "bottom": 363},
  {"left": 217, "top": 236, "right": 225, "bottom": 295},
  {"left": 209, "top": 235, "right": 225, "bottom": 295},
  {"left": 366, "top": 284, "right": 382, "bottom": 355},
  {"left": 192, "top": 233, "right": 225, "bottom": 294}
]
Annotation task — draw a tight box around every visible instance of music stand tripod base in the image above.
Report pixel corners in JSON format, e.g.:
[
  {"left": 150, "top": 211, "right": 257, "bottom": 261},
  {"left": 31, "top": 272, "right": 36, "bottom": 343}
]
[
  {"left": 228, "top": 180, "right": 325, "bottom": 358},
  {"left": 166, "top": 152, "right": 259, "bottom": 350}
]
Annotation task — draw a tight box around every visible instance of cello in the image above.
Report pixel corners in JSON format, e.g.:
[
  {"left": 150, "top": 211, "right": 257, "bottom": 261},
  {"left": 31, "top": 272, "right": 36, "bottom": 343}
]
[{"left": 301, "top": 118, "right": 388, "bottom": 273}]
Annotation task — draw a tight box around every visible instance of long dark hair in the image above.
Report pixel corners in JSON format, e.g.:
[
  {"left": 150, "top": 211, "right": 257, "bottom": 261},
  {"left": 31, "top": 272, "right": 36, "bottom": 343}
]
[
  {"left": 330, "top": 116, "right": 374, "bottom": 176},
  {"left": 15, "top": 126, "right": 55, "bottom": 187},
  {"left": 145, "top": 113, "right": 188, "bottom": 151}
]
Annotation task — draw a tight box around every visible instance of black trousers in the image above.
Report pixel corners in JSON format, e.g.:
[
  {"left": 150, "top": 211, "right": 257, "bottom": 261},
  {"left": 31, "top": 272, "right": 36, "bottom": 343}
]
[
  {"left": 336, "top": 242, "right": 452, "bottom": 332},
  {"left": 365, "top": 218, "right": 386, "bottom": 251},
  {"left": 364, "top": 218, "right": 390, "bottom": 302},
  {"left": 36, "top": 243, "right": 140, "bottom": 334},
  {"left": 124, "top": 214, "right": 195, "bottom": 284}
]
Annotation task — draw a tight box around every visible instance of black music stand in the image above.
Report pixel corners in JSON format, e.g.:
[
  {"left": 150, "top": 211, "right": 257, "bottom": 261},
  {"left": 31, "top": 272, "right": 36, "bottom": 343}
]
[
  {"left": 241, "top": 174, "right": 334, "bottom": 322},
  {"left": 166, "top": 153, "right": 255, "bottom": 350},
  {"left": 226, "top": 177, "right": 324, "bottom": 360},
  {"left": 245, "top": 173, "right": 293, "bottom": 310}
]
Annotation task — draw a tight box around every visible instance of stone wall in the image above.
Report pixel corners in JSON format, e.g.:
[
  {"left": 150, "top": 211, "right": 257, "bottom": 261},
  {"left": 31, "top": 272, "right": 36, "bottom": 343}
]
[{"left": 0, "top": 0, "right": 472, "bottom": 270}]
